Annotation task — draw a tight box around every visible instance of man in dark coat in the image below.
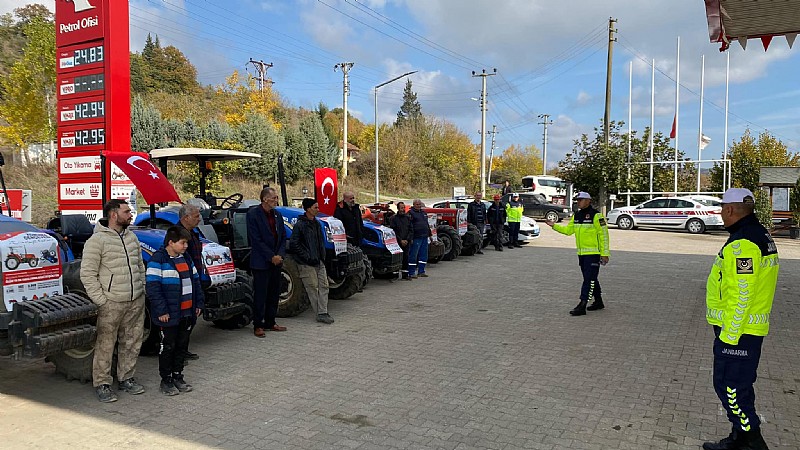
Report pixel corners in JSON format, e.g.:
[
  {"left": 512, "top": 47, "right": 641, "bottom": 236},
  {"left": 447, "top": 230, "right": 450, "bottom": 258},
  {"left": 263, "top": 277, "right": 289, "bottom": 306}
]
[
  {"left": 487, "top": 194, "right": 507, "bottom": 251},
  {"left": 334, "top": 191, "right": 364, "bottom": 246},
  {"left": 466, "top": 192, "right": 487, "bottom": 255},
  {"left": 289, "top": 198, "right": 334, "bottom": 324},
  {"left": 389, "top": 201, "right": 414, "bottom": 279},
  {"left": 246, "top": 187, "right": 287, "bottom": 338}
]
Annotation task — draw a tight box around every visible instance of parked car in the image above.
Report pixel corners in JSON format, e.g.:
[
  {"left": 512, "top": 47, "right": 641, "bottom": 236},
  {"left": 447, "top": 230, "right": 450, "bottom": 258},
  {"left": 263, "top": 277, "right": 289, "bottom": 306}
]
[
  {"left": 607, "top": 196, "right": 723, "bottom": 234},
  {"left": 431, "top": 199, "right": 540, "bottom": 244},
  {"left": 500, "top": 193, "right": 570, "bottom": 222}
]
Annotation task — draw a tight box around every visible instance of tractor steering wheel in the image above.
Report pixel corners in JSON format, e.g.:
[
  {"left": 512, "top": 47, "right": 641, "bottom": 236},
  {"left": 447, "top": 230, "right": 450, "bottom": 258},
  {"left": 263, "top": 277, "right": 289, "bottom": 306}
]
[{"left": 219, "top": 193, "right": 244, "bottom": 209}]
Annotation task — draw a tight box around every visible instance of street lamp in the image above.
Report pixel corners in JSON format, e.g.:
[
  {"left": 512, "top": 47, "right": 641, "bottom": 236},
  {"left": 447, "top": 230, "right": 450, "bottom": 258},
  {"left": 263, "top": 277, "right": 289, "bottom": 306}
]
[{"left": 374, "top": 70, "right": 418, "bottom": 203}]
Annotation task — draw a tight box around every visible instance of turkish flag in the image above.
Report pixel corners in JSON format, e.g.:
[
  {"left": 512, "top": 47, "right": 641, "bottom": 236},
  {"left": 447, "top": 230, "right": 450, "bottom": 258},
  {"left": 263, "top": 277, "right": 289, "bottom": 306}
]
[
  {"left": 669, "top": 114, "right": 677, "bottom": 139},
  {"left": 104, "top": 151, "right": 181, "bottom": 204},
  {"left": 314, "top": 168, "right": 338, "bottom": 216}
]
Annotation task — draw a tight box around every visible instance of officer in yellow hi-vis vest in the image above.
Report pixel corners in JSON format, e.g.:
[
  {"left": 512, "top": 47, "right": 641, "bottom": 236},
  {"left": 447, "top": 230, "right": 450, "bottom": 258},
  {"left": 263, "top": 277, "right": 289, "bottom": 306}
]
[
  {"left": 545, "top": 191, "right": 610, "bottom": 316},
  {"left": 703, "top": 188, "right": 778, "bottom": 450}
]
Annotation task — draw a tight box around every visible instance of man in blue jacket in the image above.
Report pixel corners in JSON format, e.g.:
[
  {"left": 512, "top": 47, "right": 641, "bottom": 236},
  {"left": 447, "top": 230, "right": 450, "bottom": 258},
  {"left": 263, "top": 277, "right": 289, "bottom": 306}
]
[{"left": 246, "top": 187, "right": 287, "bottom": 338}]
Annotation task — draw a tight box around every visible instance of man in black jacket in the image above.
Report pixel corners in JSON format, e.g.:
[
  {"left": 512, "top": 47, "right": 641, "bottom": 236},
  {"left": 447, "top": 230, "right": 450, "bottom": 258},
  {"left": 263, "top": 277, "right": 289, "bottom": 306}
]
[
  {"left": 333, "top": 192, "right": 364, "bottom": 246},
  {"left": 389, "top": 201, "right": 414, "bottom": 280},
  {"left": 288, "top": 198, "right": 334, "bottom": 324},
  {"left": 466, "top": 192, "right": 486, "bottom": 255},
  {"left": 246, "top": 187, "right": 287, "bottom": 337},
  {"left": 487, "top": 194, "right": 507, "bottom": 251}
]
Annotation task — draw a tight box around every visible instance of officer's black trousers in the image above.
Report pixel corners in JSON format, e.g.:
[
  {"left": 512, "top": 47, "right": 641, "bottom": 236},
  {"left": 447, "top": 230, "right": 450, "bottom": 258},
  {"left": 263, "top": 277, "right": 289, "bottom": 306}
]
[
  {"left": 712, "top": 326, "right": 763, "bottom": 432},
  {"left": 578, "top": 254, "right": 602, "bottom": 302}
]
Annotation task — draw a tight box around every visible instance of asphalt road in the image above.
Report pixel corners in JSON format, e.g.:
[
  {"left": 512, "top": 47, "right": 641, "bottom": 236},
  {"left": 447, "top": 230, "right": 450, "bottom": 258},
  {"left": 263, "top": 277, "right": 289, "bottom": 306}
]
[{"left": 1, "top": 226, "right": 798, "bottom": 449}]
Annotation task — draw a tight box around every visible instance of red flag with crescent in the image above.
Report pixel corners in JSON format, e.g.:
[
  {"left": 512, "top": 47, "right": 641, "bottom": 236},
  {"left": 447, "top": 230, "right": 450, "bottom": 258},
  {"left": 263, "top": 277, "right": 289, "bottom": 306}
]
[
  {"left": 103, "top": 151, "right": 181, "bottom": 204},
  {"left": 314, "top": 167, "right": 338, "bottom": 216}
]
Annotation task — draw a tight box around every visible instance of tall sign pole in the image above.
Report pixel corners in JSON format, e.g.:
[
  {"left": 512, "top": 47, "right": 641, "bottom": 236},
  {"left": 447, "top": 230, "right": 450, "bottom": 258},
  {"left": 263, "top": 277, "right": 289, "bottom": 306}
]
[
  {"left": 334, "top": 62, "right": 354, "bottom": 179},
  {"left": 55, "top": 0, "right": 132, "bottom": 221}
]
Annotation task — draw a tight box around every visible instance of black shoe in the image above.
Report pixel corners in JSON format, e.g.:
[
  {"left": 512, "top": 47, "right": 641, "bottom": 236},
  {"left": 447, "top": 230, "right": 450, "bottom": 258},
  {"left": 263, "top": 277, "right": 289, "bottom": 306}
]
[
  {"left": 703, "top": 429, "right": 741, "bottom": 450},
  {"left": 506, "top": 245, "right": 514, "bottom": 249},
  {"left": 183, "top": 351, "right": 199, "bottom": 360},
  {"left": 118, "top": 377, "right": 145, "bottom": 395},
  {"left": 569, "top": 301, "right": 587, "bottom": 316},
  {"left": 317, "top": 314, "right": 334, "bottom": 324},
  {"left": 514, "top": 244, "right": 522, "bottom": 248},
  {"left": 586, "top": 299, "right": 605, "bottom": 311},
  {"left": 171, "top": 374, "right": 193, "bottom": 393},
  {"left": 476, "top": 250, "right": 484, "bottom": 254},
  {"left": 324, "top": 313, "right": 335, "bottom": 324},
  {"left": 495, "top": 247, "right": 503, "bottom": 251},
  {"left": 742, "top": 429, "right": 769, "bottom": 450},
  {"left": 160, "top": 379, "right": 180, "bottom": 396},
  {"left": 96, "top": 384, "right": 118, "bottom": 403}
]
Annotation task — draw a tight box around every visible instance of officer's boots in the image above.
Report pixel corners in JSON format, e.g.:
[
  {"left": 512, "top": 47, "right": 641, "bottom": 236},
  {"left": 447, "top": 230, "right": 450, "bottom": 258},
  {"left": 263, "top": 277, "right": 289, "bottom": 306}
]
[
  {"left": 569, "top": 300, "right": 587, "bottom": 316},
  {"left": 703, "top": 427, "right": 769, "bottom": 450},
  {"left": 586, "top": 298, "right": 605, "bottom": 311}
]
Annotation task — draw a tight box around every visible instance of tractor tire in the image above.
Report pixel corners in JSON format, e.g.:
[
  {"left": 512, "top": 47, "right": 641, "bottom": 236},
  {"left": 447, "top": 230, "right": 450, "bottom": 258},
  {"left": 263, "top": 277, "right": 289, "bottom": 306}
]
[
  {"left": 277, "top": 257, "right": 310, "bottom": 318},
  {"left": 438, "top": 225, "right": 462, "bottom": 261},
  {"left": 48, "top": 347, "right": 117, "bottom": 384},
  {"left": 211, "top": 270, "right": 255, "bottom": 329},
  {"left": 329, "top": 271, "right": 364, "bottom": 300},
  {"left": 361, "top": 254, "right": 373, "bottom": 288},
  {"left": 428, "top": 240, "right": 444, "bottom": 264},
  {"left": 460, "top": 226, "right": 482, "bottom": 256}
]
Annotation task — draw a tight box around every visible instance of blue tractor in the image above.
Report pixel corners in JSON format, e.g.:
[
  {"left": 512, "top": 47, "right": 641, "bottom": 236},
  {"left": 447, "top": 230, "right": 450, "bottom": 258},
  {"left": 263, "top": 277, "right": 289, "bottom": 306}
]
[{"left": 132, "top": 148, "right": 367, "bottom": 317}]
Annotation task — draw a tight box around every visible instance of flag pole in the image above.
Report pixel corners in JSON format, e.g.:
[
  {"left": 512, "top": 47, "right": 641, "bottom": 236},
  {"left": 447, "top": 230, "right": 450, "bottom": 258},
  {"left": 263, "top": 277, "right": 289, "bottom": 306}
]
[
  {"left": 723, "top": 51, "right": 730, "bottom": 191},
  {"left": 649, "top": 58, "right": 655, "bottom": 199},
  {"left": 697, "top": 55, "right": 705, "bottom": 193},
  {"left": 674, "top": 36, "right": 680, "bottom": 194},
  {"left": 627, "top": 60, "right": 632, "bottom": 206}
]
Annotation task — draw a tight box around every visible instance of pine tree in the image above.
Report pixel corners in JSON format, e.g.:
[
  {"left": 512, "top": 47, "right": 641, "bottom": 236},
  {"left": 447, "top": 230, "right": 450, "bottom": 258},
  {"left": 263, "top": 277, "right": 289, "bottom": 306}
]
[{"left": 395, "top": 79, "right": 422, "bottom": 127}]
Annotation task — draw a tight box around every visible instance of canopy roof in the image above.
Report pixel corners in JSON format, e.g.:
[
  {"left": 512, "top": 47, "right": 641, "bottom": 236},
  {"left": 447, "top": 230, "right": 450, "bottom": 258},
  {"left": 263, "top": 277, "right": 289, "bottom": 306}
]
[
  {"left": 150, "top": 148, "right": 261, "bottom": 161},
  {"left": 705, "top": 0, "right": 800, "bottom": 51}
]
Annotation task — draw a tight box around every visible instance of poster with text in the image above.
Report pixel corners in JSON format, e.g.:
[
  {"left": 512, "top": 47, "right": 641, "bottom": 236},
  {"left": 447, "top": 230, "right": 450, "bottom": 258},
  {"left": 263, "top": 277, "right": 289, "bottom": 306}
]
[
  {"left": 1, "top": 231, "right": 63, "bottom": 311},
  {"left": 201, "top": 242, "right": 236, "bottom": 286}
]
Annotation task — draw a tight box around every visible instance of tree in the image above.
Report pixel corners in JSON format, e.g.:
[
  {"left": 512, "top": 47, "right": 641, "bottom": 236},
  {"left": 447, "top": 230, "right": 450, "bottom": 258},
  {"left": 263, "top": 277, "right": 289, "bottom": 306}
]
[
  {"left": 708, "top": 129, "right": 799, "bottom": 192},
  {"left": 131, "top": 96, "right": 166, "bottom": 152},
  {"left": 237, "top": 112, "right": 283, "bottom": 182},
  {"left": 557, "top": 121, "right": 695, "bottom": 206},
  {"left": 491, "top": 145, "right": 543, "bottom": 188},
  {"left": 0, "top": 10, "right": 55, "bottom": 160},
  {"left": 281, "top": 126, "right": 310, "bottom": 184},
  {"left": 130, "top": 34, "right": 200, "bottom": 95},
  {"left": 395, "top": 79, "right": 422, "bottom": 127},
  {"left": 299, "top": 113, "right": 336, "bottom": 168}
]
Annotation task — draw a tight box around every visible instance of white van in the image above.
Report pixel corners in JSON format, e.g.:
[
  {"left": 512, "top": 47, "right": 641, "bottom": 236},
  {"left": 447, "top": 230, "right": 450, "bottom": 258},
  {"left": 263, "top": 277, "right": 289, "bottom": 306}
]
[{"left": 521, "top": 175, "right": 568, "bottom": 205}]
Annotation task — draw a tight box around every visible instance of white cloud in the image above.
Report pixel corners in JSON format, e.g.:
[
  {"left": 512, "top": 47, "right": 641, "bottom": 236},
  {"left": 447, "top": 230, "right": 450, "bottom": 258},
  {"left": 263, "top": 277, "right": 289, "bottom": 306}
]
[
  {"left": 573, "top": 90, "right": 592, "bottom": 107},
  {"left": 0, "top": 0, "right": 54, "bottom": 15}
]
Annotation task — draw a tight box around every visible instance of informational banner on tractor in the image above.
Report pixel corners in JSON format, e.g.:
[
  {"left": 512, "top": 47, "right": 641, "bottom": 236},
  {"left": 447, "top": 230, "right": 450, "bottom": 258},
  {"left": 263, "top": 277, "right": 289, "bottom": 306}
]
[
  {"left": 0, "top": 231, "right": 64, "bottom": 310},
  {"left": 318, "top": 216, "right": 347, "bottom": 254},
  {"left": 378, "top": 226, "right": 403, "bottom": 254},
  {"left": 201, "top": 242, "right": 236, "bottom": 286}
]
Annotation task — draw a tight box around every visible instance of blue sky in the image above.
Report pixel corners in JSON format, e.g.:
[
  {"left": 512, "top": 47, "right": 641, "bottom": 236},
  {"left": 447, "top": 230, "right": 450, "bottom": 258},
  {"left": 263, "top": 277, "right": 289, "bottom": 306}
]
[{"left": 8, "top": 0, "right": 800, "bottom": 172}]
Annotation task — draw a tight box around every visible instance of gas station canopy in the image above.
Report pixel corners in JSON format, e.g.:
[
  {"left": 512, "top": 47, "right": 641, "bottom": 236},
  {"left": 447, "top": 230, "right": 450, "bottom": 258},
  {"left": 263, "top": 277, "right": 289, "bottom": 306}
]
[{"left": 704, "top": 0, "right": 800, "bottom": 51}]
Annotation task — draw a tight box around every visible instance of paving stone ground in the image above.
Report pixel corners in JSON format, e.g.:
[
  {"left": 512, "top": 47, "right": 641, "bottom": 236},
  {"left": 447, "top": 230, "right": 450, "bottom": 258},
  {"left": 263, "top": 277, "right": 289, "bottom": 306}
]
[{"left": 1, "top": 226, "right": 799, "bottom": 449}]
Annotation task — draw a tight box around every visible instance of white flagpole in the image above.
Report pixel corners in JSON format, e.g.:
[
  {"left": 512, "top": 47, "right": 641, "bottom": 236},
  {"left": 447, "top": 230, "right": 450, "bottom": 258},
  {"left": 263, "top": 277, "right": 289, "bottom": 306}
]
[
  {"left": 697, "top": 55, "right": 705, "bottom": 193},
  {"left": 628, "top": 60, "right": 632, "bottom": 206},
  {"left": 649, "top": 58, "right": 655, "bottom": 199},
  {"left": 674, "top": 36, "right": 680, "bottom": 194},
  {"left": 723, "top": 51, "right": 730, "bottom": 191}
]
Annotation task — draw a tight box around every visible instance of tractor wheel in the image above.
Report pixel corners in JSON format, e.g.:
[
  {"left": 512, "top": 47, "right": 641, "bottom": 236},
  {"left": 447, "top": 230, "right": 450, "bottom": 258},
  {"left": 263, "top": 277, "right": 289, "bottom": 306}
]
[
  {"left": 211, "top": 271, "right": 255, "bottom": 329},
  {"left": 361, "top": 253, "right": 373, "bottom": 288},
  {"left": 48, "top": 346, "right": 117, "bottom": 384},
  {"left": 29, "top": 257, "right": 39, "bottom": 268},
  {"left": 277, "top": 257, "right": 310, "bottom": 318},
  {"left": 460, "top": 226, "right": 482, "bottom": 256},
  {"left": 428, "top": 240, "right": 444, "bottom": 264},
  {"left": 438, "top": 225, "right": 462, "bottom": 261},
  {"left": 5, "top": 257, "right": 19, "bottom": 270}
]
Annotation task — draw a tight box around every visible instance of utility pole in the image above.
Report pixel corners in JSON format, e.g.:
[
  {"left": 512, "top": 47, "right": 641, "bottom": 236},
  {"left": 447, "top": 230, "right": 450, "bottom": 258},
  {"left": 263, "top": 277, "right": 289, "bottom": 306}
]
[
  {"left": 247, "top": 59, "right": 274, "bottom": 94},
  {"left": 537, "top": 114, "right": 552, "bottom": 175},
  {"left": 600, "top": 17, "right": 617, "bottom": 211},
  {"left": 334, "top": 62, "right": 354, "bottom": 179},
  {"left": 472, "top": 68, "right": 497, "bottom": 196},
  {"left": 487, "top": 125, "right": 498, "bottom": 184}
]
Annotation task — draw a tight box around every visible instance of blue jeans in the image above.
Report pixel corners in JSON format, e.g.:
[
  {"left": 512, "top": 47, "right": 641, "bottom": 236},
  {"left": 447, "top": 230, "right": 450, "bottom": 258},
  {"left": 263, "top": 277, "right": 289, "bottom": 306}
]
[{"left": 408, "top": 237, "right": 429, "bottom": 276}]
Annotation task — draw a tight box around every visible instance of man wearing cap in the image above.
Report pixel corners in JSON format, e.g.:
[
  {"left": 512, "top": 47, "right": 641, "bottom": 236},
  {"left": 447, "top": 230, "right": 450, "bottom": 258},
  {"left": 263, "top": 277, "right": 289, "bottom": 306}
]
[
  {"left": 466, "top": 191, "right": 487, "bottom": 255},
  {"left": 545, "top": 191, "right": 609, "bottom": 316},
  {"left": 505, "top": 193, "right": 524, "bottom": 248},
  {"left": 288, "top": 198, "right": 334, "bottom": 324},
  {"left": 487, "top": 194, "right": 507, "bottom": 251},
  {"left": 702, "top": 188, "right": 778, "bottom": 450}
]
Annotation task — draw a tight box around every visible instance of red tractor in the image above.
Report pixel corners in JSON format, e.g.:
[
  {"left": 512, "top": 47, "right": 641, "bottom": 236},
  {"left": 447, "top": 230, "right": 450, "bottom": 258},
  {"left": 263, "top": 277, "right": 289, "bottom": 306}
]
[
  {"left": 363, "top": 203, "right": 446, "bottom": 264},
  {"left": 4, "top": 246, "right": 39, "bottom": 270}
]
